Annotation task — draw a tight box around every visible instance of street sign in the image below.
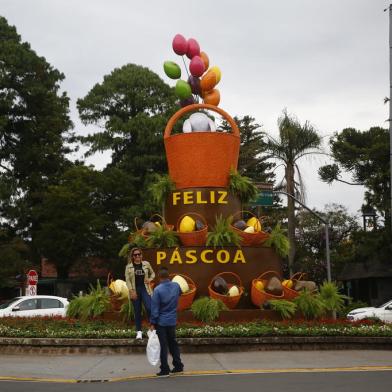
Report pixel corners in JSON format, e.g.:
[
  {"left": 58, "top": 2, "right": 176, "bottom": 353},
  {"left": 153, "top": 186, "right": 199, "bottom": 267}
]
[
  {"left": 252, "top": 190, "right": 274, "bottom": 206},
  {"left": 251, "top": 183, "right": 274, "bottom": 206},
  {"left": 27, "top": 285, "right": 37, "bottom": 296},
  {"left": 27, "top": 270, "right": 38, "bottom": 286}
]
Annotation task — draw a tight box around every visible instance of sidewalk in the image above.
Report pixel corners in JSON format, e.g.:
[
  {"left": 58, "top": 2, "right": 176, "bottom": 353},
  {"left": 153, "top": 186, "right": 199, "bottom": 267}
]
[{"left": 0, "top": 350, "right": 392, "bottom": 382}]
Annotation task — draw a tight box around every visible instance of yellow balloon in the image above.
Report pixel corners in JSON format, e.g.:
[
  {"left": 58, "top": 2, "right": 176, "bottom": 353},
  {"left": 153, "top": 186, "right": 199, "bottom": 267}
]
[{"left": 210, "top": 66, "right": 221, "bottom": 83}]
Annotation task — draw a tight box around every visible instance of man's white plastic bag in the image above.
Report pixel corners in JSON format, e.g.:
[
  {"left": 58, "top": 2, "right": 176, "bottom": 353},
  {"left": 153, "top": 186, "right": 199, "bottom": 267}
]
[{"left": 146, "top": 329, "right": 160, "bottom": 366}]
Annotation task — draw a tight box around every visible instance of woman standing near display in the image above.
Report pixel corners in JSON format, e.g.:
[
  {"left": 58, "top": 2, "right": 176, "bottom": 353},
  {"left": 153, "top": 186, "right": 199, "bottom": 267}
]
[{"left": 125, "top": 247, "right": 155, "bottom": 339}]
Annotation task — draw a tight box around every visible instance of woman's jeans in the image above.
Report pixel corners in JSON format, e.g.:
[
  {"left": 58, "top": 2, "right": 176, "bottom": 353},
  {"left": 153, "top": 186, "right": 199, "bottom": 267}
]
[{"left": 131, "top": 285, "right": 151, "bottom": 330}]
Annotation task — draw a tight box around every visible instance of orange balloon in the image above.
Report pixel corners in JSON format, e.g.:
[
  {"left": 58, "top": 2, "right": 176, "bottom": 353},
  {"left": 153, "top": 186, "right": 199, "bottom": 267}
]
[
  {"left": 203, "top": 88, "right": 220, "bottom": 106},
  {"left": 200, "top": 51, "right": 209, "bottom": 70},
  {"left": 200, "top": 70, "right": 217, "bottom": 92},
  {"left": 210, "top": 66, "right": 221, "bottom": 83}
]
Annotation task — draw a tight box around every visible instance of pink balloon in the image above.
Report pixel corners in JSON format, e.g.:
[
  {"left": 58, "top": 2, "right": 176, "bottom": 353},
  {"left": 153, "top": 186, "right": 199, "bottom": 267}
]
[
  {"left": 186, "top": 38, "right": 200, "bottom": 59},
  {"left": 172, "top": 34, "right": 188, "bottom": 55},
  {"left": 189, "top": 56, "right": 205, "bottom": 77}
]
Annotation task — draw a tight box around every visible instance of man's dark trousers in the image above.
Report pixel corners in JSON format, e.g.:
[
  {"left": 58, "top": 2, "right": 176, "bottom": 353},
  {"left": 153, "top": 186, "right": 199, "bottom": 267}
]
[{"left": 156, "top": 325, "right": 183, "bottom": 373}]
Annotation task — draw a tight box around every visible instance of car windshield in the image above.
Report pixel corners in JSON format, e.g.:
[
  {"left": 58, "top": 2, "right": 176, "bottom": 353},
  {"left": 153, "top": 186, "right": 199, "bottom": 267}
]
[
  {"left": 377, "top": 300, "right": 392, "bottom": 308},
  {"left": 0, "top": 297, "right": 21, "bottom": 310}
]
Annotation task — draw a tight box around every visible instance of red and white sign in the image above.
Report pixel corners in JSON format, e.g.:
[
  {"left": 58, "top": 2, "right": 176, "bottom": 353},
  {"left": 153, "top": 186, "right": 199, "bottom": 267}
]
[{"left": 27, "top": 270, "right": 38, "bottom": 286}]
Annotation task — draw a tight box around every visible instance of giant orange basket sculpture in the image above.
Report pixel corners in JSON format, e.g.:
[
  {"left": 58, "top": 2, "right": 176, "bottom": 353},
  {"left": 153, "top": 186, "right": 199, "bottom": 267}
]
[{"left": 164, "top": 103, "right": 240, "bottom": 189}]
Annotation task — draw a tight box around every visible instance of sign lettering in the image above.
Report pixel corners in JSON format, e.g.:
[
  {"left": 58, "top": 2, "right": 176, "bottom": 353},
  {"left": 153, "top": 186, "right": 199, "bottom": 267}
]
[
  {"left": 172, "top": 190, "right": 228, "bottom": 206},
  {"left": 156, "top": 249, "right": 246, "bottom": 265}
]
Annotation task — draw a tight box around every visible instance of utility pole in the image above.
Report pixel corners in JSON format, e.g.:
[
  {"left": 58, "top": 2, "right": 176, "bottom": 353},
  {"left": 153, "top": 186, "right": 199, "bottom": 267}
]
[
  {"left": 389, "top": 5, "right": 392, "bottom": 230},
  {"left": 274, "top": 190, "right": 332, "bottom": 283}
]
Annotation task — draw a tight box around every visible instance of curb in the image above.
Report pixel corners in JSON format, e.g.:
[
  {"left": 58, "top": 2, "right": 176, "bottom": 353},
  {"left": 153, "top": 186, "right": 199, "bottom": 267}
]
[{"left": 0, "top": 336, "right": 391, "bottom": 354}]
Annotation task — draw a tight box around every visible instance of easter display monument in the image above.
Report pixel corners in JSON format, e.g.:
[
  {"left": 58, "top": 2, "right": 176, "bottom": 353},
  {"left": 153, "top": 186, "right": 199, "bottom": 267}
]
[{"left": 119, "top": 35, "right": 303, "bottom": 314}]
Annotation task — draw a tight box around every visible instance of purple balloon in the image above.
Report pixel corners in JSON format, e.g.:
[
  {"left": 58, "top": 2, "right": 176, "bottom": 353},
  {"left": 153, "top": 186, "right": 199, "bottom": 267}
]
[
  {"left": 187, "top": 76, "right": 201, "bottom": 95},
  {"left": 179, "top": 96, "right": 195, "bottom": 107}
]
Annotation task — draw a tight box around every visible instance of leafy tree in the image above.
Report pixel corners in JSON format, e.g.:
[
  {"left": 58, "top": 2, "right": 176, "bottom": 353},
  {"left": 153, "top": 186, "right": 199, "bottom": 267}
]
[
  {"left": 295, "top": 204, "right": 359, "bottom": 283},
  {"left": 0, "top": 16, "right": 74, "bottom": 264},
  {"left": 265, "top": 110, "right": 322, "bottom": 272},
  {"left": 33, "top": 164, "right": 135, "bottom": 278},
  {"left": 0, "top": 229, "right": 30, "bottom": 288},
  {"left": 77, "top": 64, "right": 177, "bottom": 221},
  {"left": 230, "top": 116, "right": 274, "bottom": 183},
  {"left": 318, "top": 127, "right": 390, "bottom": 228}
]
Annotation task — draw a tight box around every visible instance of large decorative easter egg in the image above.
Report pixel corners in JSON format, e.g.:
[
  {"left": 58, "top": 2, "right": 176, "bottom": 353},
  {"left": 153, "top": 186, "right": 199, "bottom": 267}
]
[
  {"left": 172, "top": 275, "right": 189, "bottom": 293},
  {"left": 189, "top": 112, "right": 211, "bottom": 131},
  {"left": 212, "top": 276, "right": 228, "bottom": 295},
  {"left": 246, "top": 217, "right": 262, "bottom": 232},
  {"left": 179, "top": 215, "right": 195, "bottom": 233},
  {"left": 228, "top": 285, "right": 239, "bottom": 297}
]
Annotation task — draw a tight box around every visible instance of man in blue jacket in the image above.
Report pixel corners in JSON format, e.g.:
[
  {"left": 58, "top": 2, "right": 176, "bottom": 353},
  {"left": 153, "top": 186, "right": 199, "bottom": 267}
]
[{"left": 150, "top": 266, "right": 184, "bottom": 377}]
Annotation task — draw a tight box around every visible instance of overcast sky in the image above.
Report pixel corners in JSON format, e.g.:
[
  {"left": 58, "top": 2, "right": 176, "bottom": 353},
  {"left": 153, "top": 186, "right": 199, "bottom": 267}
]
[{"left": 2, "top": 0, "right": 390, "bottom": 218}]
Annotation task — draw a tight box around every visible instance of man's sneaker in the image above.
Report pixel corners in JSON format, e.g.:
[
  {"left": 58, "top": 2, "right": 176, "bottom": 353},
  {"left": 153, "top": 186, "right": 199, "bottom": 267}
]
[
  {"left": 170, "top": 368, "right": 184, "bottom": 374},
  {"left": 156, "top": 371, "right": 170, "bottom": 377},
  {"left": 136, "top": 331, "right": 143, "bottom": 340}
]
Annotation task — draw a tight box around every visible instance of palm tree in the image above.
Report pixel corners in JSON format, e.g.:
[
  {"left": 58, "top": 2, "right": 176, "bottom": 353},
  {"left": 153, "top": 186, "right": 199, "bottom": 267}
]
[{"left": 265, "top": 110, "right": 322, "bottom": 273}]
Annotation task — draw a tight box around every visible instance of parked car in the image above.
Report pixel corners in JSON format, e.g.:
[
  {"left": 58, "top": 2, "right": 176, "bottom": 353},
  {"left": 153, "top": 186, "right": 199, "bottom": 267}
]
[
  {"left": 0, "top": 295, "right": 69, "bottom": 318},
  {"left": 347, "top": 299, "right": 392, "bottom": 323}
]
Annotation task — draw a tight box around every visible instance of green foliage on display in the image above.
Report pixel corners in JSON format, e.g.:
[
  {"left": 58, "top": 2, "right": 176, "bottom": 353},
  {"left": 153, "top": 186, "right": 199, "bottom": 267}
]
[
  {"left": 293, "top": 290, "right": 325, "bottom": 320},
  {"left": 148, "top": 174, "right": 176, "bottom": 208},
  {"left": 228, "top": 169, "right": 258, "bottom": 204},
  {"left": 145, "top": 225, "right": 179, "bottom": 248},
  {"left": 206, "top": 215, "right": 241, "bottom": 248},
  {"left": 66, "top": 281, "right": 110, "bottom": 321},
  {"left": 319, "top": 281, "right": 349, "bottom": 314},
  {"left": 269, "top": 299, "right": 297, "bottom": 319},
  {"left": 191, "top": 297, "right": 228, "bottom": 323},
  {"left": 120, "top": 300, "right": 135, "bottom": 323},
  {"left": 118, "top": 243, "right": 131, "bottom": 258},
  {"left": 0, "top": 318, "right": 391, "bottom": 339},
  {"left": 263, "top": 223, "right": 290, "bottom": 258},
  {"left": 129, "top": 232, "right": 147, "bottom": 248}
]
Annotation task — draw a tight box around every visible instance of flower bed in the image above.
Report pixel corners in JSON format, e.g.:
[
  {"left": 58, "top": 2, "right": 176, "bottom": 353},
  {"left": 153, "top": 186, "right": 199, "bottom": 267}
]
[{"left": 0, "top": 317, "right": 391, "bottom": 339}]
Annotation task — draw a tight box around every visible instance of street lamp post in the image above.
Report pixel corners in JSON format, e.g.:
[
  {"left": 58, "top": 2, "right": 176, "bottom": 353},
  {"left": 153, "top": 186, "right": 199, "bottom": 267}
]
[{"left": 274, "top": 190, "right": 332, "bottom": 283}]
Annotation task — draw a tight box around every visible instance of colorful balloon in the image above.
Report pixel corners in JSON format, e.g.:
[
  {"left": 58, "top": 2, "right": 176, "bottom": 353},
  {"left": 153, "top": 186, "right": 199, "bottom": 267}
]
[
  {"left": 189, "top": 56, "right": 205, "bottom": 77},
  {"left": 187, "top": 75, "right": 201, "bottom": 95},
  {"left": 163, "top": 61, "right": 181, "bottom": 79},
  {"left": 210, "top": 66, "right": 221, "bottom": 83},
  {"left": 175, "top": 80, "right": 192, "bottom": 100},
  {"left": 203, "top": 88, "right": 220, "bottom": 106},
  {"left": 180, "top": 96, "right": 195, "bottom": 108},
  {"left": 186, "top": 38, "right": 200, "bottom": 59},
  {"left": 200, "top": 51, "right": 209, "bottom": 70},
  {"left": 200, "top": 70, "right": 217, "bottom": 92},
  {"left": 172, "top": 34, "right": 188, "bottom": 55}
]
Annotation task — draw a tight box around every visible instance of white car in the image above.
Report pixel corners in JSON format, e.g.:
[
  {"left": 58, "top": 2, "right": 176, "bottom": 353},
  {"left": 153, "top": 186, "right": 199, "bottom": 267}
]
[
  {"left": 347, "top": 299, "right": 392, "bottom": 323},
  {"left": 0, "top": 295, "right": 69, "bottom": 318}
]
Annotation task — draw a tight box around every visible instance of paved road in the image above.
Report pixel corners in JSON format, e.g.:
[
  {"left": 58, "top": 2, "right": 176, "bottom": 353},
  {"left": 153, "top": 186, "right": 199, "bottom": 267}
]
[
  {"left": 0, "top": 350, "right": 392, "bottom": 382},
  {"left": 0, "top": 371, "right": 392, "bottom": 392}
]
